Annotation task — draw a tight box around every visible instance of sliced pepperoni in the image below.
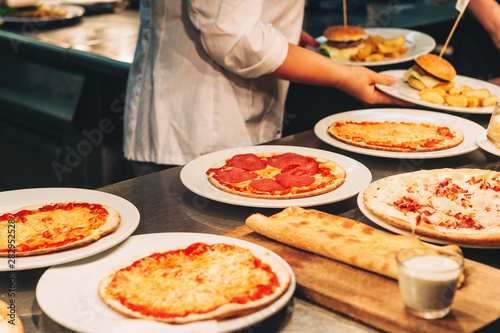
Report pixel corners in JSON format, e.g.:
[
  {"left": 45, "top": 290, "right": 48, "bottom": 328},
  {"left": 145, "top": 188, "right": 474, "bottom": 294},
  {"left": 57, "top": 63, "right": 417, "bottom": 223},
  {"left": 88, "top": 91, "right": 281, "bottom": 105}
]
[
  {"left": 215, "top": 169, "right": 257, "bottom": 183},
  {"left": 249, "top": 178, "right": 285, "bottom": 192},
  {"left": 282, "top": 160, "right": 318, "bottom": 176},
  {"left": 227, "top": 153, "right": 267, "bottom": 170},
  {"left": 267, "top": 152, "right": 309, "bottom": 169},
  {"left": 276, "top": 174, "right": 315, "bottom": 188}
]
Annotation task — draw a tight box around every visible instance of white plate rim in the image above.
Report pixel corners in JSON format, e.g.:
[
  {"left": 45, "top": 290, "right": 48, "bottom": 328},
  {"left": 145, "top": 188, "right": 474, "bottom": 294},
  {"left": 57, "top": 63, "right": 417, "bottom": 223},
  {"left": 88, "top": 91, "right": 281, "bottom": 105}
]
[
  {"left": 477, "top": 130, "right": 500, "bottom": 156},
  {"left": 314, "top": 108, "right": 482, "bottom": 159},
  {"left": 36, "top": 232, "right": 297, "bottom": 333},
  {"left": 357, "top": 182, "right": 500, "bottom": 249},
  {"left": 0, "top": 187, "right": 140, "bottom": 271},
  {"left": 180, "top": 145, "right": 372, "bottom": 208},
  {"left": 0, "top": 4, "right": 85, "bottom": 23},
  {"left": 376, "top": 70, "right": 500, "bottom": 114},
  {"left": 312, "top": 27, "right": 436, "bottom": 66}
]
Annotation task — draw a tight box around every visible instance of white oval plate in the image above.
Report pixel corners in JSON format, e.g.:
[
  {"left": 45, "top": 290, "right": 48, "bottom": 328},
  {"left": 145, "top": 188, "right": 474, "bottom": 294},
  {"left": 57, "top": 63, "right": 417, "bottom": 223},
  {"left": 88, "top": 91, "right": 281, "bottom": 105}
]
[
  {"left": 314, "top": 108, "right": 482, "bottom": 159},
  {"left": 376, "top": 70, "right": 500, "bottom": 114},
  {"left": 36, "top": 232, "right": 296, "bottom": 333},
  {"left": 312, "top": 28, "right": 435, "bottom": 66},
  {"left": 180, "top": 145, "right": 372, "bottom": 208},
  {"left": 0, "top": 187, "right": 140, "bottom": 271}
]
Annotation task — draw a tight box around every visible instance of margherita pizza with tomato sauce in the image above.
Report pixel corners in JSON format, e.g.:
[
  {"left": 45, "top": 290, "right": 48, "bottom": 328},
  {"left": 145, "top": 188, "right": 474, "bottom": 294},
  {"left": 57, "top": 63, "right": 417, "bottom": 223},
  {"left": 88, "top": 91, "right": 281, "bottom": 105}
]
[
  {"left": 206, "top": 152, "right": 346, "bottom": 199},
  {"left": 328, "top": 121, "right": 464, "bottom": 152},
  {"left": 363, "top": 168, "right": 500, "bottom": 245},
  {"left": 98, "top": 242, "right": 291, "bottom": 323},
  {"left": 0, "top": 202, "right": 120, "bottom": 256}
]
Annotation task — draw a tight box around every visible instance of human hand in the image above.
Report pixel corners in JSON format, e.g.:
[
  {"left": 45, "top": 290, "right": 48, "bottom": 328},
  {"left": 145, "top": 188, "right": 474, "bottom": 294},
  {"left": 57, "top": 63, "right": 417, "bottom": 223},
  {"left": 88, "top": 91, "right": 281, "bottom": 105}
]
[
  {"left": 299, "top": 30, "right": 319, "bottom": 48},
  {"left": 336, "top": 66, "right": 413, "bottom": 106}
]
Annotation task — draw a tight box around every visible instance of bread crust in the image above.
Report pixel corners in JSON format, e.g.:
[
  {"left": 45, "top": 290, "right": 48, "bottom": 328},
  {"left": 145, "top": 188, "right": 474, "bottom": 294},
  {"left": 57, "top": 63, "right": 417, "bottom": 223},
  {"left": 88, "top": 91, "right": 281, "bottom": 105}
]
[
  {"left": 363, "top": 168, "right": 500, "bottom": 245},
  {"left": 98, "top": 243, "right": 291, "bottom": 324},
  {"left": 415, "top": 54, "right": 456, "bottom": 81},
  {"left": 323, "top": 25, "right": 366, "bottom": 42},
  {"left": 207, "top": 153, "right": 346, "bottom": 199},
  {"left": 0, "top": 202, "right": 120, "bottom": 256},
  {"left": 327, "top": 121, "right": 464, "bottom": 152},
  {"left": 245, "top": 206, "right": 464, "bottom": 281}
]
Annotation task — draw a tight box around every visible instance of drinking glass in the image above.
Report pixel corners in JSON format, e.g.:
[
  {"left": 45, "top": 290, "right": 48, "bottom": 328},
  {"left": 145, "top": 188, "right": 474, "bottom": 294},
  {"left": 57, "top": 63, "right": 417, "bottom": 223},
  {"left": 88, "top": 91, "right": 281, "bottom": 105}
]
[
  {"left": 396, "top": 247, "right": 463, "bottom": 319},
  {"left": 486, "top": 102, "right": 500, "bottom": 145}
]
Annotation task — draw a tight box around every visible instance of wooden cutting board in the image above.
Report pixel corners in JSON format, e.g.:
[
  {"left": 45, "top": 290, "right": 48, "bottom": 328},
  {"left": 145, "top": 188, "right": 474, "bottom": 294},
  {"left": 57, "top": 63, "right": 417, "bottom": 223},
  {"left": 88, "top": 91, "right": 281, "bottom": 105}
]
[{"left": 222, "top": 226, "right": 500, "bottom": 333}]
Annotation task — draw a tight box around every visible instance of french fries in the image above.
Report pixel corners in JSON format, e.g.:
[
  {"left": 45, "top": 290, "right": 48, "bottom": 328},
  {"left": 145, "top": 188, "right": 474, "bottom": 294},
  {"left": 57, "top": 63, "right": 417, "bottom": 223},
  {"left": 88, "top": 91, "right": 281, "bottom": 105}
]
[
  {"left": 418, "top": 82, "right": 500, "bottom": 108},
  {"left": 351, "top": 35, "right": 409, "bottom": 62}
]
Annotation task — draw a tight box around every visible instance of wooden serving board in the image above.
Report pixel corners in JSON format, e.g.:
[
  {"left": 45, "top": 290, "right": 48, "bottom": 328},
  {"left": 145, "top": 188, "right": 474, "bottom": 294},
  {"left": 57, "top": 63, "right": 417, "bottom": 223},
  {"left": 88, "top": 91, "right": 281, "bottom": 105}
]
[{"left": 222, "top": 226, "right": 500, "bottom": 333}]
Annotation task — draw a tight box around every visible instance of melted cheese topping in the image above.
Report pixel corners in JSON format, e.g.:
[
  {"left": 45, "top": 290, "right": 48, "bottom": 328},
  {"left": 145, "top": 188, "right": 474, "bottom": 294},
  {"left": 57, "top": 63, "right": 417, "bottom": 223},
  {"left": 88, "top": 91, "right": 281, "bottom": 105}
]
[
  {"left": 208, "top": 153, "right": 345, "bottom": 196},
  {"left": 370, "top": 170, "right": 500, "bottom": 234},
  {"left": 102, "top": 243, "right": 280, "bottom": 319},
  {"left": 0, "top": 202, "right": 108, "bottom": 253},
  {"left": 319, "top": 42, "right": 365, "bottom": 62},
  {"left": 329, "top": 121, "right": 458, "bottom": 151},
  {"left": 403, "top": 68, "right": 441, "bottom": 88}
]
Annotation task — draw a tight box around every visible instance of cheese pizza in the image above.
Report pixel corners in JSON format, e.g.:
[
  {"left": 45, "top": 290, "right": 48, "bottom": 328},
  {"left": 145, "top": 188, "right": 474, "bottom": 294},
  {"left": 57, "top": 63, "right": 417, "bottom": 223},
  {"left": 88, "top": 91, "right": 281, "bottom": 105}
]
[
  {"left": 363, "top": 168, "right": 500, "bottom": 245},
  {"left": 98, "top": 242, "right": 291, "bottom": 323},
  {"left": 0, "top": 202, "right": 120, "bottom": 256},
  {"left": 206, "top": 152, "right": 346, "bottom": 199},
  {"left": 327, "top": 121, "right": 464, "bottom": 152}
]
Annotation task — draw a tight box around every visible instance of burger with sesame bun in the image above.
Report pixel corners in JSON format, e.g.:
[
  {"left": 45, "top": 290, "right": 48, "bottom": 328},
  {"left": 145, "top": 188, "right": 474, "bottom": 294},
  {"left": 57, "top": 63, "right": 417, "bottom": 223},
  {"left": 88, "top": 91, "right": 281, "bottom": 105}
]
[
  {"left": 403, "top": 54, "right": 456, "bottom": 90},
  {"left": 319, "top": 25, "right": 366, "bottom": 61}
]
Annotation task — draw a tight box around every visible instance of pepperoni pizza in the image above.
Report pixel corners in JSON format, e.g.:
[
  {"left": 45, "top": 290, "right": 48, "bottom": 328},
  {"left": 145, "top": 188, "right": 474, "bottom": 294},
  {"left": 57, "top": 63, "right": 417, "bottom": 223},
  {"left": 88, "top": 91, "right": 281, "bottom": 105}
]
[
  {"left": 327, "top": 120, "right": 464, "bottom": 152},
  {"left": 98, "top": 242, "right": 291, "bottom": 323},
  {"left": 206, "top": 152, "right": 346, "bottom": 199},
  {"left": 0, "top": 202, "right": 120, "bottom": 256}
]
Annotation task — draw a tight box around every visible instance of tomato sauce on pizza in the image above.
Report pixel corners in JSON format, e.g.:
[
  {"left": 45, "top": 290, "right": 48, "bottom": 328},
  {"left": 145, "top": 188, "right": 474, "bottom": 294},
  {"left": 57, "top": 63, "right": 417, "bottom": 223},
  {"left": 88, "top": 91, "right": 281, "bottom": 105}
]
[
  {"left": 98, "top": 242, "right": 291, "bottom": 323},
  {"left": 206, "top": 152, "right": 346, "bottom": 199},
  {"left": 328, "top": 121, "right": 464, "bottom": 152},
  {"left": 0, "top": 202, "right": 120, "bottom": 256}
]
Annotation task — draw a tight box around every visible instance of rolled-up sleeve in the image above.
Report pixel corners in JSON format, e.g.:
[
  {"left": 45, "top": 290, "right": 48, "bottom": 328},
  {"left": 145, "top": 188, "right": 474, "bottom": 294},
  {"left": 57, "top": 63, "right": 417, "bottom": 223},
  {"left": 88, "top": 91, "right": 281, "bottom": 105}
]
[{"left": 188, "top": 0, "right": 289, "bottom": 79}]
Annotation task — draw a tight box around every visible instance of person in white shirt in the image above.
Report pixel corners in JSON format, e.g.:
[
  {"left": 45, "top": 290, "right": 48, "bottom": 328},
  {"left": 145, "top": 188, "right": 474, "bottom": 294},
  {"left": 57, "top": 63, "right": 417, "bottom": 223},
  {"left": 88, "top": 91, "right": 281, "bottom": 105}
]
[{"left": 124, "top": 0, "right": 407, "bottom": 176}]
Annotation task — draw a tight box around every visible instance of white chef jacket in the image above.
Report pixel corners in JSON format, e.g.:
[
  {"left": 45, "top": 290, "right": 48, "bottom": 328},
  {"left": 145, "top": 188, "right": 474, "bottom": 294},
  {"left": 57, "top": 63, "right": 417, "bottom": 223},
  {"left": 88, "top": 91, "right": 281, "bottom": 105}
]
[{"left": 123, "top": 0, "right": 305, "bottom": 165}]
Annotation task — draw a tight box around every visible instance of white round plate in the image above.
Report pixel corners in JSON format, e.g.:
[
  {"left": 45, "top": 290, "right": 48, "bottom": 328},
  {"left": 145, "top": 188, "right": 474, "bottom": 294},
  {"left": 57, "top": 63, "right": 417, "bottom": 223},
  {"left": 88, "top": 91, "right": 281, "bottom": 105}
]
[
  {"left": 376, "top": 70, "right": 500, "bottom": 114},
  {"left": 180, "top": 145, "right": 372, "bottom": 208},
  {"left": 314, "top": 108, "right": 482, "bottom": 159},
  {"left": 357, "top": 185, "right": 500, "bottom": 249},
  {"left": 0, "top": 5, "right": 84, "bottom": 23},
  {"left": 477, "top": 130, "right": 500, "bottom": 156},
  {"left": 36, "top": 232, "right": 296, "bottom": 333},
  {"left": 312, "top": 28, "right": 435, "bottom": 66},
  {"left": 0, "top": 187, "right": 140, "bottom": 271}
]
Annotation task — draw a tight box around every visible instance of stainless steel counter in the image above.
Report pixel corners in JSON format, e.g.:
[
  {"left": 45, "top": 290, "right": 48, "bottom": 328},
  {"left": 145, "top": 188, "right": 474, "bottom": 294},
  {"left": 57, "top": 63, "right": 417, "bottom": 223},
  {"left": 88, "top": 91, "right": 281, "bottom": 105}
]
[
  {"left": 0, "top": 9, "right": 139, "bottom": 77},
  {"left": 2, "top": 125, "right": 500, "bottom": 332},
  {"left": 1, "top": 4, "right": 499, "bottom": 332}
]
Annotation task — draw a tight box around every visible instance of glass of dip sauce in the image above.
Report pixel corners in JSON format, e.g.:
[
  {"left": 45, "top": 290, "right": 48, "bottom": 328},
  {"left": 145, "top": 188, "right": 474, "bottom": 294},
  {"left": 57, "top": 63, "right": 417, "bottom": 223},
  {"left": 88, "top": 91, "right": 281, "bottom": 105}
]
[
  {"left": 396, "top": 247, "right": 463, "bottom": 319},
  {"left": 487, "top": 102, "right": 500, "bottom": 145}
]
